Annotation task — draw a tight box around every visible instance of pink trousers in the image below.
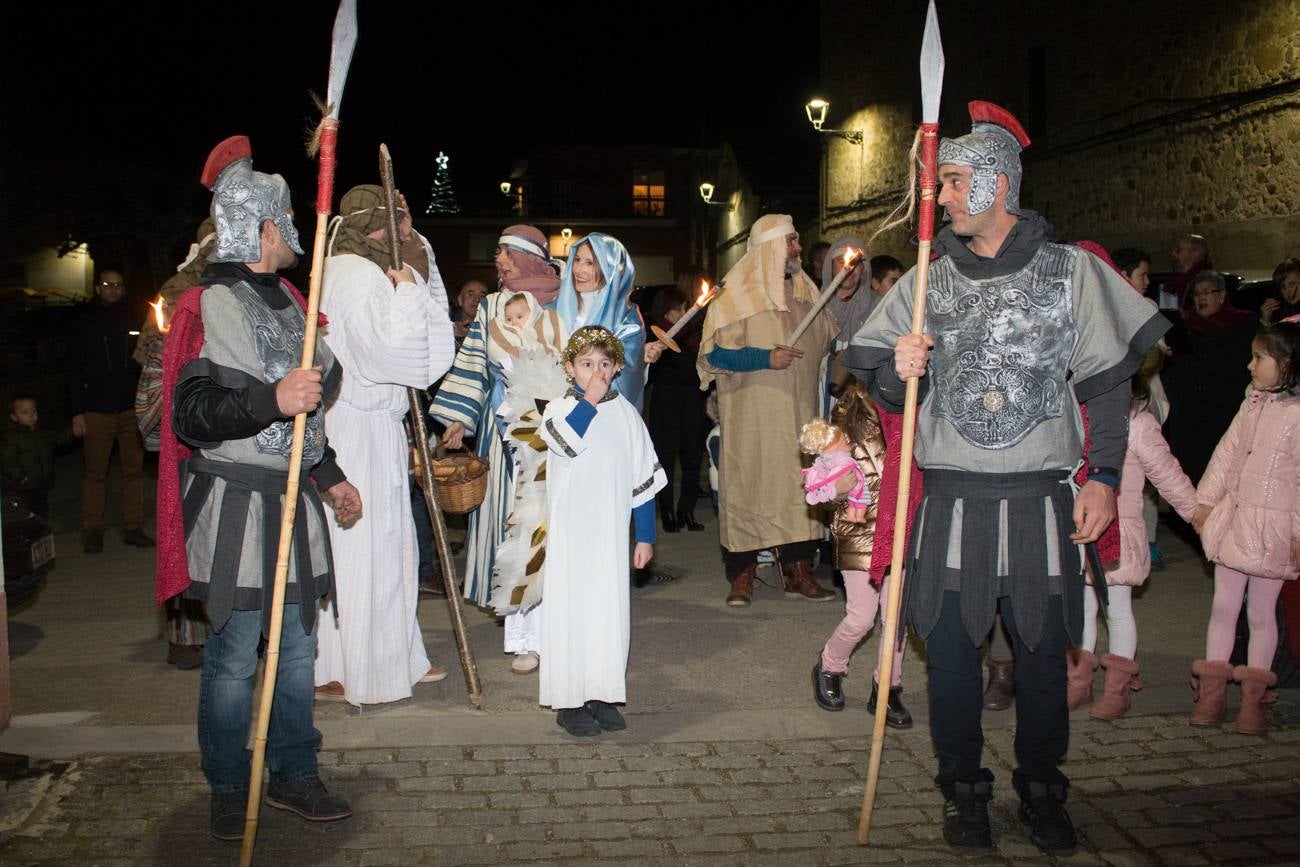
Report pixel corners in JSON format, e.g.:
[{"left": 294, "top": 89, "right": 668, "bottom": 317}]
[
  {"left": 1205, "top": 564, "right": 1284, "bottom": 669},
  {"left": 821, "top": 570, "right": 905, "bottom": 686}
]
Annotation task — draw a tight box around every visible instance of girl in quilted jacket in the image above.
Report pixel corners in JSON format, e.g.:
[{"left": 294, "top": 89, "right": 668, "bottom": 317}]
[
  {"left": 1190, "top": 319, "right": 1300, "bottom": 735},
  {"left": 804, "top": 381, "right": 912, "bottom": 728},
  {"left": 1073, "top": 378, "right": 1198, "bottom": 720}
]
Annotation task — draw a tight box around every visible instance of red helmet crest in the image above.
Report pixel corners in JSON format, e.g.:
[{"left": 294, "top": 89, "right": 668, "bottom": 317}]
[
  {"left": 200, "top": 135, "right": 252, "bottom": 190},
  {"left": 968, "top": 101, "right": 1031, "bottom": 148}
]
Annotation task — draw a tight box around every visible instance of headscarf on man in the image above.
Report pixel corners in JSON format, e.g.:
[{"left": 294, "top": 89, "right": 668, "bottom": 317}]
[
  {"left": 328, "top": 184, "right": 429, "bottom": 280},
  {"left": 498, "top": 224, "right": 562, "bottom": 305},
  {"left": 821, "top": 235, "right": 874, "bottom": 347},
  {"left": 698, "top": 213, "right": 820, "bottom": 389},
  {"left": 554, "top": 233, "right": 647, "bottom": 408}
]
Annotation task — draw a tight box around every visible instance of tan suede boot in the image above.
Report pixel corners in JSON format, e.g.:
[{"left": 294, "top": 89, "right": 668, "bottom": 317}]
[
  {"left": 1090, "top": 654, "right": 1141, "bottom": 720},
  {"left": 1232, "top": 665, "right": 1278, "bottom": 735},
  {"left": 1188, "top": 659, "right": 1233, "bottom": 727},
  {"left": 1067, "top": 649, "right": 1098, "bottom": 711}
]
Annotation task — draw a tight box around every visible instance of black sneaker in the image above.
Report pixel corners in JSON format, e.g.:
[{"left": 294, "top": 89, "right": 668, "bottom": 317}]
[
  {"left": 812, "top": 657, "right": 845, "bottom": 711},
  {"left": 585, "top": 700, "right": 627, "bottom": 731},
  {"left": 556, "top": 707, "right": 601, "bottom": 737},
  {"left": 209, "top": 791, "right": 247, "bottom": 841},
  {"left": 1019, "top": 783, "right": 1077, "bottom": 854},
  {"left": 942, "top": 781, "right": 993, "bottom": 849},
  {"left": 869, "top": 681, "right": 913, "bottom": 730},
  {"left": 264, "top": 777, "right": 353, "bottom": 822},
  {"left": 123, "top": 527, "right": 155, "bottom": 548}
]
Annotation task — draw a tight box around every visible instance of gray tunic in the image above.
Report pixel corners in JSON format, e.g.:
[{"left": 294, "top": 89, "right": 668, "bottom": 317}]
[
  {"left": 178, "top": 278, "right": 342, "bottom": 633},
  {"left": 844, "top": 217, "right": 1168, "bottom": 647}
]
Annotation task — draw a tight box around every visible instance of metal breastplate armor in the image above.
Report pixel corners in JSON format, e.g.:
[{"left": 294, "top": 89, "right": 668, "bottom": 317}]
[
  {"left": 230, "top": 281, "right": 326, "bottom": 465},
  {"left": 927, "top": 244, "right": 1078, "bottom": 449}
]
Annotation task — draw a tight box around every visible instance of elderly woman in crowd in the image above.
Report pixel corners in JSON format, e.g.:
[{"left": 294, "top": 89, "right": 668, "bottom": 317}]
[{"left": 1163, "top": 270, "right": 1258, "bottom": 482}]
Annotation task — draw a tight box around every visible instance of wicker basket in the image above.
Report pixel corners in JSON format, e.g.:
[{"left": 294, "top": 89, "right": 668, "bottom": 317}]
[{"left": 429, "top": 452, "right": 490, "bottom": 514}]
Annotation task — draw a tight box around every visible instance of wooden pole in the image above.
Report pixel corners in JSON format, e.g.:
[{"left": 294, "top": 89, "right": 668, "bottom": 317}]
[
  {"left": 239, "top": 120, "right": 339, "bottom": 867},
  {"left": 857, "top": 123, "right": 939, "bottom": 845},
  {"left": 378, "top": 144, "right": 483, "bottom": 708}
]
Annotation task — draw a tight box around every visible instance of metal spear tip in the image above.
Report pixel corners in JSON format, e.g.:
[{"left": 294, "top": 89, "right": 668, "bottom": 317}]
[
  {"left": 919, "top": 0, "right": 945, "bottom": 124},
  {"left": 326, "top": 0, "right": 358, "bottom": 121}
]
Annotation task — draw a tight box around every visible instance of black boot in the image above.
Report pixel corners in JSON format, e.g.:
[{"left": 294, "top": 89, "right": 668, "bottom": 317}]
[
  {"left": 869, "top": 681, "right": 913, "bottom": 730},
  {"left": 943, "top": 780, "right": 993, "bottom": 849},
  {"left": 660, "top": 509, "right": 680, "bottom": 533},
  {"left": 1019, "top": 782, "right": 1077, "bottom": 854},
  {"left": 678, "top": 510, "right": 704, "bottom": 531},
  {"left": 811, "top": 657, "right": 845, "bottom": 711}
]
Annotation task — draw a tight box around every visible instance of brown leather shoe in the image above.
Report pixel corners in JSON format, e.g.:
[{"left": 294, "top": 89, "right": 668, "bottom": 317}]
[
  {"left": 726, "top": 564, "right": 757, "bottom": 607},
  {"left": 780, "top": 559, "right": 835, "bottom": 602},
  {"left": 983, "top": 659, "right": 1015, "bottom": 711},
  {"left": 314, "top": 681, "right": 347, "bottom": 702}
]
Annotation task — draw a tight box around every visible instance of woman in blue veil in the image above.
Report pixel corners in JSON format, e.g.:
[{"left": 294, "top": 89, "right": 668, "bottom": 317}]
[{"left": 555, "top": 233, "right": 647, "bottom": 408}]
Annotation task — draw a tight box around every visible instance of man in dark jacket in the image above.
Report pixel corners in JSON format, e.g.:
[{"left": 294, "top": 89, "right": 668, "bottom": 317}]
[{"left": 65, "top": 266, "right": 150, "bottom": 552}]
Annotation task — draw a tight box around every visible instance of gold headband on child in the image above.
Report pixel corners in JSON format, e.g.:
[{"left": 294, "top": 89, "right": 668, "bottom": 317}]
[{"left": 562, "top": 325, "right": 625, "bottom": 366}]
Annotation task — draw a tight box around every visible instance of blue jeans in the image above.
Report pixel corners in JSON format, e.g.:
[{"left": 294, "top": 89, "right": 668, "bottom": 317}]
[{"left": 197, "top": 605, "right": 321, "bottom": 794}]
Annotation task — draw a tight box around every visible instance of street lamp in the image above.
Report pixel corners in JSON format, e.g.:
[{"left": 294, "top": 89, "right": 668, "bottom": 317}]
[
  {"left": 699, "top": 181, "right": 733, "bottom": 210},
  {"left": 804, "top": 98, "right": 863, "bottom": 144},
  {"left": 499, "top": 181, "right": 512, "bottom": 196}
]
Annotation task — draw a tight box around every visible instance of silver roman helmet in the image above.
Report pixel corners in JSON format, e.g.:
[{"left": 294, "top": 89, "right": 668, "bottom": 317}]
[
  {"left": 200, "top": 135, "right": 304, "bottom": 264},
  {"left": 937, "top": 101, "right": 1032, "bottom": 216}
]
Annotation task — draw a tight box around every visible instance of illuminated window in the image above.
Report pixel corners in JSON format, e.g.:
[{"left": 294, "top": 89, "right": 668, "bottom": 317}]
[{"left": 632, "top": 170, "right": 666, "bottom": 217}]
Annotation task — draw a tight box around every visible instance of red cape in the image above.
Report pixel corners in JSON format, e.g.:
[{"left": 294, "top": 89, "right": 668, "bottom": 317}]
[{"left": 154, "top": 278, "right": 315, "bottom": 605}]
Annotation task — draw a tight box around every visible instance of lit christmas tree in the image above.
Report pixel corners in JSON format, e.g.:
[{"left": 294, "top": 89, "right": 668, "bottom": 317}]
[{"left": 425, "top": 151, "right": 461, "bottom": 215}]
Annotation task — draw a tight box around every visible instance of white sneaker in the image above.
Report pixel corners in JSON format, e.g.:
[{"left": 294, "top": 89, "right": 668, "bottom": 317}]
[{"left": 511, "top": 652, "right": 540, "bottom": 674}]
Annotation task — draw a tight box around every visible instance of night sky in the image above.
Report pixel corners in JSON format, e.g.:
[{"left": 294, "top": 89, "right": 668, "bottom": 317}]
[{"left": 4, "top": 2, "right": 821, "bottom": 243}]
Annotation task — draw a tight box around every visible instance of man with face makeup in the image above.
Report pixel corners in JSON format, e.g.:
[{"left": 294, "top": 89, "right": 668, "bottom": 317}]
[{"left": 846, "top": 102, "right": 1167, "bottom": 853}]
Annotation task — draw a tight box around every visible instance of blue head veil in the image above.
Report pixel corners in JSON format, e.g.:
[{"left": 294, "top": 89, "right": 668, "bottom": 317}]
[{"left": 556, "top": 233, "right": 647, "bottom": 408}]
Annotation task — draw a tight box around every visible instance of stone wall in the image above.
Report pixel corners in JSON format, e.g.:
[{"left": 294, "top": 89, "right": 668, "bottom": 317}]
[{"left": 817, "top": 0, "right": 1300, "bottom": 273}]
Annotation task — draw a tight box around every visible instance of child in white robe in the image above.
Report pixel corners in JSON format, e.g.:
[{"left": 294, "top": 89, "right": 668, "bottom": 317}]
[{"left": 538, "top": 326, "right": 666, "bottom": 736}]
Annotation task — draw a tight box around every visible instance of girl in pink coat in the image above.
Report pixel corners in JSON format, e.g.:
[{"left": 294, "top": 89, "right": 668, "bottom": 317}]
[
  {"left": 1190, "top": 319, "right": 1300, "bottom": 735},
  {"left": 1073, "top": 382, "right": 1198, "bottom": 720}
]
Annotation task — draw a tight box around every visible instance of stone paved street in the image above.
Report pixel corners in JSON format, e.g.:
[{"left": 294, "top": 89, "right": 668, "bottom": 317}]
[
  {"left": 2, "top": 459, "right": 1299, "bottom": 864},
  {"left": 3, "top": 710, "right": 1300, "bottom": 865}
]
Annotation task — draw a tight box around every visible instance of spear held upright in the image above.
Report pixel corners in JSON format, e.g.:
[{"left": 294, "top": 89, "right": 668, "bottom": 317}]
[
  {"left": 857, "top": 0, "right": 944, "bottom": 846},
  {"left": 378, "top": 143, "right": 483, "bottom": 709},
  {"left": 240, "top": 1, "right": 356, "bottom": 863}
]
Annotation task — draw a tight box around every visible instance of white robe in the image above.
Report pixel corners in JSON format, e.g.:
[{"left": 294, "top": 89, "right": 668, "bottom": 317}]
[
  {"left": 314, "top": 244, "right": 455, "bottom": 705},
  {"left": 537, "top": 393, "right": 666, "bottom": 709}
]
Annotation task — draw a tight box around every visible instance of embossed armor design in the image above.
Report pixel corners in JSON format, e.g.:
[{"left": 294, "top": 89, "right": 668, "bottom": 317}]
[
  {"left": 230, "top": 282, "right": 326, "bottom": 464},
  {"left": 927, "top": 244, "right": 1078, "bottom": 449}
]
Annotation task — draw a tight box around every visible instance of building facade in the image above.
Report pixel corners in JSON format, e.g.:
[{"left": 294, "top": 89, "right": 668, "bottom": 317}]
[{"left": 805, "top": 0, "right": 1300, "bottom": 273}]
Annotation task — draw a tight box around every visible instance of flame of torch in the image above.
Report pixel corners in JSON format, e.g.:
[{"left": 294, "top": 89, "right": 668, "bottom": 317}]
[
  {"left": 653, "top": 280, "right": 720, "bottom": 351},
  {"left": 150, "top": 297, "right": 169, "bottom": 333}
]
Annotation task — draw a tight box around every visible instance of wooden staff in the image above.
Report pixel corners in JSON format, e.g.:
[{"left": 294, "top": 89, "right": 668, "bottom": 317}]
[
  {"left": 379, "top": 143, "right": 482, "bottom": 708},
  {"left": 240, "top": 2, "right": 356, "bottom": 863},
  {"left": 858, "top": 0, "right": 944, "bottom": 846}
]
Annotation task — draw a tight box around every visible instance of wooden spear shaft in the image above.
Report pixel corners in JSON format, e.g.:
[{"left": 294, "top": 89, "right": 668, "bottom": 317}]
[
  {"left": 240, "top": 120, "right": 338, "bottom": 867},
  {"left": 858, "top": 123, "right": 939, "bottom": 845},
  {"left": 379, "top": 144, "right": 482, "bottom": 708}
]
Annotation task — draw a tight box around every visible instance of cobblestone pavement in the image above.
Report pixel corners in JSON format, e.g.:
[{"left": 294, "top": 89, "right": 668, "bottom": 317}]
[{"left": 3, "top": 709, "right": 1299, "bottom": 866}]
